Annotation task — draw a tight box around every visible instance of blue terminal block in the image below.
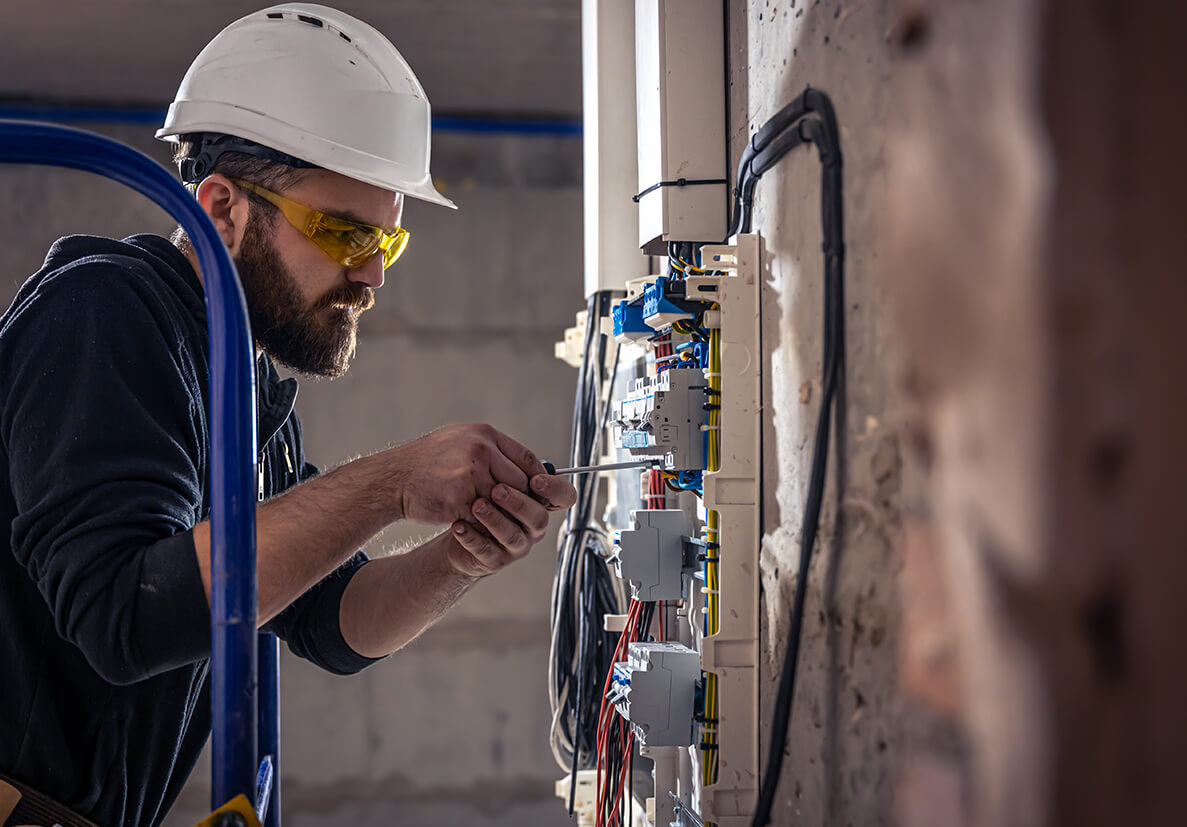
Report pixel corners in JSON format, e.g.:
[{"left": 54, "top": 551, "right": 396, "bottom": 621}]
[
  {"left": 643, "top": 277, "right": 694, "bottom": 329},
  {"left": 613, "top": 298, "right": 651, "bottom": 343}
]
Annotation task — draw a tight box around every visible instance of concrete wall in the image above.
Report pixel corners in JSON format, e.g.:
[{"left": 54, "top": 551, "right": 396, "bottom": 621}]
[
  {"left": 729, "top": 1, "right": 905, "bottom": 824},
  {"left": 736, "top": 1, "right": 1187, "bottom": 826},
  {"left": 0, "top": 121, "right": 582, "bottom": 826}
]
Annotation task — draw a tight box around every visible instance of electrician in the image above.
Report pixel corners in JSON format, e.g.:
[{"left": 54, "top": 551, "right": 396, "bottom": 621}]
[{"left": 0, "top": 5, "right": 576, "bottom": 826}]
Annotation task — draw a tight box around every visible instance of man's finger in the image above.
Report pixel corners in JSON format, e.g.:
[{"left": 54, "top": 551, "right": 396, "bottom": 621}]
[
  {"left": 451, "top": 521, "right": 513, "bottom": 572},
  {"left": 491, "top": 484, "right": 549, "bottom": 537},
  {"left": 529, "top": 473, "right": 578, "bottom": 510},
  {"left": 492, "top": 430, "right": 547, "bottom": 478},
  {"left": 487, "top": 450, "right": 530, "bottom": 494},
  {"left": 471, "top": 498, "right": 531, "bottom": 558}
]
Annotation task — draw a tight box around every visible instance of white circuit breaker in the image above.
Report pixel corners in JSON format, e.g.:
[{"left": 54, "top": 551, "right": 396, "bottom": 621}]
[
  {"left": 611, "top": 509, "right": 692, "bottom": 602},
  {"left": 606, "top": 641, "right": 700, "bottom": 748},
  {"left": 613, "top": 367, "right": 708, "bottom": 470}
]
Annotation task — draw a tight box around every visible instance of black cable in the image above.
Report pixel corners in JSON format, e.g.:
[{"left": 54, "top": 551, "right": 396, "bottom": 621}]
[
  {"left": 745, "top": 92, "right": 844, "bottom": 827},
  {"left": 738, "top": 122, "right": 810, "bottom": 234},
  {"left": 553, "top": 293, "right": 624, "bottom": 797},
  {"left": 728, "top": 88, "right": 837, "bottom": 240}
]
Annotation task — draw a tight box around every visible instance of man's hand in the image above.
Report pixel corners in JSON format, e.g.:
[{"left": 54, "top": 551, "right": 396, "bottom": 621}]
[
  {"left": 384, "top": 423, "right": 576, "bottom": 577},
  {"left": 387, "top": 423, "right": 542, "bottom": 524},
  {"left": 445, "top": 470, "right": 576, "bottom": 577}
]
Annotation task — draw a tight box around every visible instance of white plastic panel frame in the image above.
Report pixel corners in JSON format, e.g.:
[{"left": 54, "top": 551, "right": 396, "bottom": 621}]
[{"left": 687, "top": 235, "right": 762, "bottom": 826}]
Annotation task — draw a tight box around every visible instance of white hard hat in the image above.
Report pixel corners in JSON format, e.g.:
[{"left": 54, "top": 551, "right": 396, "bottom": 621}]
[{"left": 156, "top": 3, "right": 456, "bottom": 209}]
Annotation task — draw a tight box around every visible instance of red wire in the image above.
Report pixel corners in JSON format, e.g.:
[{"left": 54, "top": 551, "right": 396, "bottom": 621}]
[
  {"left": 597, "top": 601, "right": 640, "bottom": 827},
  {"left": 607, "top": 731, "right": 636, "bottom": 826}
]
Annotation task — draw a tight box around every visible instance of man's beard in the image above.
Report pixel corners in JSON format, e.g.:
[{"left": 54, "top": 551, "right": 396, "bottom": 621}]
[{"left": 235, "top": 213, "right": 374, "bottom": 378}]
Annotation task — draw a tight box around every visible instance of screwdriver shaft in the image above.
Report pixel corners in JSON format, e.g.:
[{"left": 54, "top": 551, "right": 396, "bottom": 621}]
[{"left": 552, "top": 459, "right": 659, "bottom": 476}]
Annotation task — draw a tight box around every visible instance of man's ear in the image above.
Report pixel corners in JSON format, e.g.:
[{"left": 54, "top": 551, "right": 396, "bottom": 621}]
[{"left": 194, "top": 174, "right": 251, "bottom": 257}]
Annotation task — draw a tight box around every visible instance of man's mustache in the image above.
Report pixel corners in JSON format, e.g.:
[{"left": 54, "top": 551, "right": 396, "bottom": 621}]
[{"left": 315, "top": 284, "right": 374, "bottom": 312}]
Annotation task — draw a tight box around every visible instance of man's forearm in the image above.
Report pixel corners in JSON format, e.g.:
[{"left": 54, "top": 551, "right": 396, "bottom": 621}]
[
  {"left": 338, "top": 531, "right": 480, "bottom": 658},
  {"left": 192, "top": 450, "right": 406, "bottom": 623}
]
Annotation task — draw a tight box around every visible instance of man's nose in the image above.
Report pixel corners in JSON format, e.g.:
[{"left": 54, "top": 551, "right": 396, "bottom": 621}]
[{"left": 347, "top": 253, "right": 385, "bottom": 290}]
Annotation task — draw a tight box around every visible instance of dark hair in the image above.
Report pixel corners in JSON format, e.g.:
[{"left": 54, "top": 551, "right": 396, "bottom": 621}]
[{"left": 169, "top": 132, "right": 315, "bottom": 256}]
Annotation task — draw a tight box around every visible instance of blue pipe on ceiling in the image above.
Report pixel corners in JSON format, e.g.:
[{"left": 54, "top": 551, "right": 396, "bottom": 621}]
[{"left": 0, "top": 104, "right": 582, "bottom": 136}]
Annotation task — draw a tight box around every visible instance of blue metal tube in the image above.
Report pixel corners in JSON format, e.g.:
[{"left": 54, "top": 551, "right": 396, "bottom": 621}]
[
  {"left": 257, "top": 632, "right": 281, "bottom": 827},
  {"left": 0, "top": 120, "right": 260, "bottom": 808}
]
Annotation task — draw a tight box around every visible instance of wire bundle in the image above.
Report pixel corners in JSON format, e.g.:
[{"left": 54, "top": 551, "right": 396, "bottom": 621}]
[
  {"left": 701, "top": 325, "right": 723, "bottom": 789},
  {"left": 595, "top": 599, "right": 657, "bottom": 827},
  {"left": 550, "top": 293, "right": 627, "bottom": 800},
  {"left": 646, "top": 468, "right": 667, "bottom": 510}
]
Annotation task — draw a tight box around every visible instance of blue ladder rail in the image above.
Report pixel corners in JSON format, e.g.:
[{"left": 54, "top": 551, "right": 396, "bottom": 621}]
[{"left": 0, "top": 120, "right": 277, "bottom": 824}]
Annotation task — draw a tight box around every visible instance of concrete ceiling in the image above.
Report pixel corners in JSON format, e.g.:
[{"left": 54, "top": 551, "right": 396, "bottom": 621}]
[{"left": 0, "top": 0, "right": 582, "bottom": 118}]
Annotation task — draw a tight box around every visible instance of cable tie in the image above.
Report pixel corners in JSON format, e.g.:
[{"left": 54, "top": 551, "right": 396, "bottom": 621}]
[
  {"left": 701, "top": 425, "right": 720, "bottom": 431},
  {"left": 632, "top": 177, "right": 728, "bottom": 203}
]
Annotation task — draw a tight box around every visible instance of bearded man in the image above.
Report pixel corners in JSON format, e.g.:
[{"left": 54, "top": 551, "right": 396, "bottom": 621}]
[{"left": 0, "top": 5, "right": 575, "bottom": 826}]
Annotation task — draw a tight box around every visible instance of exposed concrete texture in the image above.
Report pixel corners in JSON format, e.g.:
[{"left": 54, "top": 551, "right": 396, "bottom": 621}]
[
  {"left": 0, "top": 121, "right": 580, "bottom": 826},
  {"left": 730, "top": 1, "right": 904, "bottom": 824}
]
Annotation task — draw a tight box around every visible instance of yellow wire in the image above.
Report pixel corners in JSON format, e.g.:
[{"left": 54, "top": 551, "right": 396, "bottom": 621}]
[{"left": 702, "top": 324, "right": 723, "bottom": 792}]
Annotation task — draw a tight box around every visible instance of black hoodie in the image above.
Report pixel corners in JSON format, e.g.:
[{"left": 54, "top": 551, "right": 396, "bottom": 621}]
[{"left": 0, "top": 235, "right": 377, "bottom": 826}]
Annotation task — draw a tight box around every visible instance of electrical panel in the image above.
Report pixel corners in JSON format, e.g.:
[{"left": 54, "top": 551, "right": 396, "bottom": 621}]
[
  {"left": 558, "top": 3, "right": 763, "bottom": 824},
  {"left": 552, "top": 236, "right": 763, "bottom": 827},
  {"left": 607, "top": 642, "right": 700, "bottom": 748}
]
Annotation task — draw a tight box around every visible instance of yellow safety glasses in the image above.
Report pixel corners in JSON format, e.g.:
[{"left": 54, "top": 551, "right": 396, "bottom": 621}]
[{"left": 231, "top": 179, "right": 409, "bottom": 269}]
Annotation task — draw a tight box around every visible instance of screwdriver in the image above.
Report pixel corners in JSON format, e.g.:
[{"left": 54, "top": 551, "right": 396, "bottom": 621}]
[{"left": 542, "top": 459, "right": 661, "bottom": 476}]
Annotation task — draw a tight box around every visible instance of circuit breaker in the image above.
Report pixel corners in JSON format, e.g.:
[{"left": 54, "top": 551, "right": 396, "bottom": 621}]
[
  {"left": 613, "top": 367, "right": 708, "bottom": 470},
  {"left": 611, "top": 509, "right": 692, "bottom": 602},
  {"left": 606, "top": 641, "right": 699, "bottom": 747}
]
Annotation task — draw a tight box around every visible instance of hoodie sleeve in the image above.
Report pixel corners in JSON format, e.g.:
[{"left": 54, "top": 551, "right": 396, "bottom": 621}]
[
  {"left": 0, "top": 261, "right": 211, "bottom": 685},
  {"left": 260, "top": 416, "right": 382, "bottom": 675}
]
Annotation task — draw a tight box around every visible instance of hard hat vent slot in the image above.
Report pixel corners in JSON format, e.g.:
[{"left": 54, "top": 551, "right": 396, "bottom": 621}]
[
  {"left": 266, "top": 12, "right": 283, "bottom": 19},
  {"left": 339, "top": 32, "right": 352, "bottom": 43},
  {"left": 297, "top": 14, "right": 324, "bottom": 28}
]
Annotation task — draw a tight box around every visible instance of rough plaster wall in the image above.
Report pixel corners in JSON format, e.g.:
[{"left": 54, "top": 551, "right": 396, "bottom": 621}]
[
  {"left": 0, "top": 122, "right": 582, "bottom": 826},
  {"left": 729, "top": 1, "right": 903, "bottom": 824}
]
